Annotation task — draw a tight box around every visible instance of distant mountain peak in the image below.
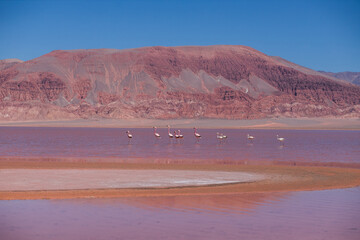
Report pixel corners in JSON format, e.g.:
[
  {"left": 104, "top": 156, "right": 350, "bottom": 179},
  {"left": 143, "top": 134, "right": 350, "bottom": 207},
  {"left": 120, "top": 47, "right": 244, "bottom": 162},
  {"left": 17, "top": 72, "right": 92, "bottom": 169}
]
[{"left": 318, "top": 71, "right": 360, "bottom": 86}]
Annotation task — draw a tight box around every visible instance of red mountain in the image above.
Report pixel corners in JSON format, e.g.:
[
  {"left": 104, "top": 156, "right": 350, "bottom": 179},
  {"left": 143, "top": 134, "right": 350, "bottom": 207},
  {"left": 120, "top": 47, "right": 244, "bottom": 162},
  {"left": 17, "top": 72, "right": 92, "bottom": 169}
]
[{"left": 0, "top": 45, "right": 359, "bottom": 120}]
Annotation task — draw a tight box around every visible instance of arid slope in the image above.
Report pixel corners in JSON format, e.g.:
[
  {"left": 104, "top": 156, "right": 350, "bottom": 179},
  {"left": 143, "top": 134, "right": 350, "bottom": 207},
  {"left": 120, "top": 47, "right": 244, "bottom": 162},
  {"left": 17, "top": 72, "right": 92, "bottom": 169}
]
[{"left": 1, "top": 45, "right": 359, "bottom": 120}]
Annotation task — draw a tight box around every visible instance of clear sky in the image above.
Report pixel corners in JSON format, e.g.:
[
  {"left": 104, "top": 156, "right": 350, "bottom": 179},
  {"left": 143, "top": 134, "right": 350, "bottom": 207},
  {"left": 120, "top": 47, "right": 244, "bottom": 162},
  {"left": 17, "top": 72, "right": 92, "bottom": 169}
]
[{"left": 0, "top": 0, "right": 359, "bottom": 72}]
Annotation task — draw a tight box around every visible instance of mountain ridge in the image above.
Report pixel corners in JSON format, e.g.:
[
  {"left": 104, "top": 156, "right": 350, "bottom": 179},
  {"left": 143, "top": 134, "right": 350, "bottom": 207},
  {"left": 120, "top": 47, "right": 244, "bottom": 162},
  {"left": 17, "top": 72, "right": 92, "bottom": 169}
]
[
  {"left": 0, "top": 45, "right": 359, "bottom": 121},
  {"left": 318, "top": 71, "right": 360, "bottom": 86}
]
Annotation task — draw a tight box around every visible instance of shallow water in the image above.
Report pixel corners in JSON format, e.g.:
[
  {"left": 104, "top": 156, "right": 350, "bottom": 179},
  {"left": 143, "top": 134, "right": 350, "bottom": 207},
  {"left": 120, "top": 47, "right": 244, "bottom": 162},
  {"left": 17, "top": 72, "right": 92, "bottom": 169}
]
[
  {"left": 1, "top": 127, "right": 359, "bottom": 239},
  {"left": 1, "top": 187, "right": 359, "bottom": 240},
  {"left": 0, "top": 127, "right": 359, "bottom": 164}
]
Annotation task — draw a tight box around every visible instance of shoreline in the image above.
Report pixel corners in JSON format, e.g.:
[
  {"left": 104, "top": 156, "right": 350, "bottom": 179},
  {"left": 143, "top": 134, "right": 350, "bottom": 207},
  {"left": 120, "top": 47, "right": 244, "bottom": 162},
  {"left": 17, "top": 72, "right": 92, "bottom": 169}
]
[
  {"left": 1, "top": 161, "right": 360, "bottom": 200},
  {"left": 0, "top": 118, "right": 359, "bottom": 130},
  {"left": 1, "top": 157, "right": 360, "bottom": 169}
]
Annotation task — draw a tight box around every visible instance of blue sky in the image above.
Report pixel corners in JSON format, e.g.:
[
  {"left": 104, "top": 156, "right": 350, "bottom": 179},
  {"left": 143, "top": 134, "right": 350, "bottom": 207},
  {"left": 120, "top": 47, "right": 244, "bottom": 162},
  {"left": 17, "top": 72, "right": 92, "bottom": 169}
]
[{"left": 0, "top": 0, "right": 359, "bottom": 72}]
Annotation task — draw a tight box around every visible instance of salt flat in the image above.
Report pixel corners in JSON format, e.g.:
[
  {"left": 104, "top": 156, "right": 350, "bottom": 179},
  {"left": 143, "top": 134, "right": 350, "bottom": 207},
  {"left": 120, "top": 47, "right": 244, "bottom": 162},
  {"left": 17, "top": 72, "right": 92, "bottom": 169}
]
[{"left": 0, "top": 169, "right": 265, "bottom": 191}]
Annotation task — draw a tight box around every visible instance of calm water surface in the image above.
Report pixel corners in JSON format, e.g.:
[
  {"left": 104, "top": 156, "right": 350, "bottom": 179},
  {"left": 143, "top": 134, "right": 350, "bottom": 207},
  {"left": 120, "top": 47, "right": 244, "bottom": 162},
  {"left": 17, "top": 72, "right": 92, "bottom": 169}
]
[
  {"left": 1, "top": 127, "right": 359, "bottom": 239},
  {"left": 1, "top": 187, "right": 359, "bottom": 240},
  {"left": 0, "top": 127, "right": 359, "bottom": 164}
]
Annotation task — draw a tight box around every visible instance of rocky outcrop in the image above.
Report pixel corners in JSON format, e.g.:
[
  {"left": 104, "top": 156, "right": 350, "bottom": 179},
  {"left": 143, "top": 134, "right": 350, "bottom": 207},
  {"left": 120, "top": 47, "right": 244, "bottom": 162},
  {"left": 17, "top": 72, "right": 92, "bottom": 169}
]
[{"left": 0, "top": 45, "right": 359, "bottom": 120}]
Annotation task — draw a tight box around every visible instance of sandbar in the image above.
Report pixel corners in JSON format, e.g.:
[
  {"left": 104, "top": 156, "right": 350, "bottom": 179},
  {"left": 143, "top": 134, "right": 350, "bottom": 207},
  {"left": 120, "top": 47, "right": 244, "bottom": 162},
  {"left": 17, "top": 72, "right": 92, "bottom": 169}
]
[
  {"left": 0, "top": 169, "right": 264, "bottom": 191},
  {"left": 1, "top": 161, "right": 360, "bottom": 200}
]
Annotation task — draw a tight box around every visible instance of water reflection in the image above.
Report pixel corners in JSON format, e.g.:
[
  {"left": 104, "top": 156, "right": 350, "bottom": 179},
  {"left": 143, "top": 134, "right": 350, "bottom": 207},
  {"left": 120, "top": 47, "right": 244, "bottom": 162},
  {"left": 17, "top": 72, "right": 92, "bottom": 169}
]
[
  {"left": 115, "top": 192, "right": 289, "bottom": 215},
  {"left": 1, "top": 188, "right": 359, "bottom": 240}
]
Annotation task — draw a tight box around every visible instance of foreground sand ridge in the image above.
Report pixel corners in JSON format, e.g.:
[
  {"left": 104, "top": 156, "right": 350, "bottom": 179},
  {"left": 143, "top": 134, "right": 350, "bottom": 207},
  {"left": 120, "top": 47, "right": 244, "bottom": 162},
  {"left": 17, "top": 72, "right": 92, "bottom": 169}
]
[{"left": 1, "top": 161, "right": 360, "bottom": 200}]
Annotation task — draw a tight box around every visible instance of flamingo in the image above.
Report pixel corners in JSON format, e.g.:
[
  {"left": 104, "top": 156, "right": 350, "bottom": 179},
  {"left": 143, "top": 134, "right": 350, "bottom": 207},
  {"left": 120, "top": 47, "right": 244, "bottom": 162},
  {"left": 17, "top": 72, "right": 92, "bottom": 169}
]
[
  {"left": 167, "top": 125, "right": 174, "bottom": 138},
  {"left": 193, "top": 127, "right": 201, "bottom": 139},
  {"left": 277, "top": 134, "right": 285, "bottom": 144},
  {"left": 176, "top": 130, "right": 184, "bottom": 139},
  {"left": 126, "top": 130, "right": 133, "bottom": 138},
  {"left": 217, "top": 132, "right": 226, "bottom": 140},
  {"left": 153, "top": 126, "right": 161, "bottom": 138},
  {"left": 247, "top": 134, "right": 255, "bottom": 142}
]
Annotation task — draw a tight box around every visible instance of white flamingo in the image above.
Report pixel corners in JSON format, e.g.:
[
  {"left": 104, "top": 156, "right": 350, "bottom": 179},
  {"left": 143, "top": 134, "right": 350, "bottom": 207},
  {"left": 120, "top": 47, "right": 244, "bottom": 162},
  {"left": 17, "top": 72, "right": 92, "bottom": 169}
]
[
  {"left": 126, "top": 130, "right": 133, "bottom": 138},
  {"left": 277, "top": 134, "right": 285, "bottom": 144},
  {"left": 247, "top": 134, "right": 255, "bottom": 142},
  {"left": 193, "top": 127, "right": 201, "bottom": 139},
  {"left": 153, "top": 126, "right": 161, "bottom": 138},
  {"left": 167, "top": 125, "right": 174, "bottom": 138},
  {"left": 217, "top": 132, "right": 227, "bottom": 140}
]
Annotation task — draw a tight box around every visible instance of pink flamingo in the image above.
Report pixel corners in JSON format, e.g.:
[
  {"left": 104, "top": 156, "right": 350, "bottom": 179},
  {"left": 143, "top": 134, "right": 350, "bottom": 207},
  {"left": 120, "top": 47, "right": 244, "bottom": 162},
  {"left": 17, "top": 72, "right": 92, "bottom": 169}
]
[
  {"left": 247, "top": 134, "right": 254, "bottom": 142},
  {"left": 126, "top": 130, "right": 133, "bottom": 138},
  {"left": 176, "top": 130, "right": 183, "bottom": 139},
  {"left": 217, "top": 132, "right": 227, "bottom": 140},
  {"left": 193, "top": 127, "right": 201, "bottom": 139},
  {"left": 277, "top": 135, "right": 285, "bottom": 145},
  {"left": 153, "top": 126, "right": 161, "bottom": 138},
  {"left": 167, "top": 125, "right": 174, "bottom": 138}
]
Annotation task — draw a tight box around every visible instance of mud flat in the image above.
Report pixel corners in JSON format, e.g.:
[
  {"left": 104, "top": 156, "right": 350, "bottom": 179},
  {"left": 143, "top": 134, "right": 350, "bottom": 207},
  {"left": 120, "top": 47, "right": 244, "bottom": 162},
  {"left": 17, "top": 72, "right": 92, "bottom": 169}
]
[{"left": 1, "top": 161, "right": 360, "bottom": 200}]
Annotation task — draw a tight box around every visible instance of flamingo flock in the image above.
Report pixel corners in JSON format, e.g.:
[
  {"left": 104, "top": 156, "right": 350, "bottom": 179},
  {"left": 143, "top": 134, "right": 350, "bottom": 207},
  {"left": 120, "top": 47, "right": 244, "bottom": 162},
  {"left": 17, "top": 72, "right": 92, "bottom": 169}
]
[
  {"left": 216, "top": 132, "right": 227, "bottom": 140},
  {"left": 175, "top": 130, "right": 184, "bottom": 139},
  {"left": 125, "top": 127, "right": 285, "bottom": 145}
]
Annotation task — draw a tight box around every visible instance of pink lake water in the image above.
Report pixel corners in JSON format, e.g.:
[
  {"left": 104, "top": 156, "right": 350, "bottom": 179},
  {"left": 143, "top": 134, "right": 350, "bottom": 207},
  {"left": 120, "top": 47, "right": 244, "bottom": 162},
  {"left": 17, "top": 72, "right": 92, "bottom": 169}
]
[
  {"left": 0, "top": 127, "right": 359, "bottom": 165},
  {"left": 1, "top": 188, "right": 359, "bottom": 240},
  {"left": 0, "top": 127, "right": 360, "bottom": 239}
]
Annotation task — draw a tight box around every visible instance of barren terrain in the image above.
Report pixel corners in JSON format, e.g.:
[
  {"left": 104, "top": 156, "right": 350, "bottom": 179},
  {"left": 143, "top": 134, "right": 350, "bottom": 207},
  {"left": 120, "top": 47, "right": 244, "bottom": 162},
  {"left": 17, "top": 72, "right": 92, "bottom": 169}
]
[{"left": 1, "top": 45, "right": 360, "bottom": 121}]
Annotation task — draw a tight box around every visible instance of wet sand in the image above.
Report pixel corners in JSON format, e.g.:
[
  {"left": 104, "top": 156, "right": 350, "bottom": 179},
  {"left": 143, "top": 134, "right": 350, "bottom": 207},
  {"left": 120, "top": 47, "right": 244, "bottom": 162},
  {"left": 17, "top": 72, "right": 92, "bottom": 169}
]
[
  {"left": 0, "top": 117, "right": 359, "bottom": 130},
  {"left": 1, "top": 161, "right": 360, "bottom": 200}
]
